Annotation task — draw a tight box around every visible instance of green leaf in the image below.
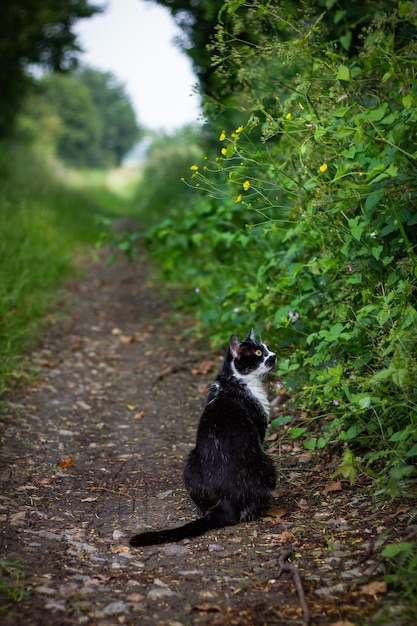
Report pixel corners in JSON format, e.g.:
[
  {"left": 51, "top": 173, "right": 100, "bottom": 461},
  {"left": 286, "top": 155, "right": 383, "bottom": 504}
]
[
  {"left": 371, "top": 245, "right": 383, "bottom": 260},
  {"left": 348, "top": 215, "right": 365, "bottom": 241},
  {"left": 304, "top": 437, "right": 317, "bottom": 450},
  {"left": 336, "top": 64, "right": 350, "bottom": 81},
  {"left": 366, "top": 105, "right": 388, "bottom": 122},
  {"left": 382, "top": 542, "right": 414, "bottom": 558},
  {"left": 289, "top": 427, "right": 307, "bottom": 439},
  {"left": 402, "top": 95, "right": 413, "bottom": 109},
  {"left": 342, "top": 145, "right": 356, "bottom": 159},
  {"left": 365, "top": 190, "right": 384, "bottom": 212},
  {"left": 339, "top": 32, "right": 352, "bottom": 51}
]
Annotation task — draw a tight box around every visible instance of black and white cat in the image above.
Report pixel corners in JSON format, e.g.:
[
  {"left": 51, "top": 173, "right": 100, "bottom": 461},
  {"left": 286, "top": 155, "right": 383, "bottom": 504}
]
[{"left": 129, "top": 329, "right": 277, "bottom": 547}]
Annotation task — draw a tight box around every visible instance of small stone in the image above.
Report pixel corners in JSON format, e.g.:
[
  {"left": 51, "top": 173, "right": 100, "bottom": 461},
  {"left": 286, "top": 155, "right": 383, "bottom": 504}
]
[
  {"left": 315, "top": 583, "right": 347, "bottom": 597},
  {"left": 159, "top": 544, "right": 190, "bottom": 556},
  {"left": 156, "top": 490, "right": 174, "bottom": 499},
  {"left": 102, "top": 601, "right": 129, "bottom": 615},
  {"left": 147, "top": 587, "right": 177, "bottom": 599},
  {"left": 35, "top": 586, "right": 57, "bottom": 596},
  {"left": 208, "top": 543, "right": 224, "bottom": 552},
  {"left": 44, "top": 600, "right": 66, "bottom": 611},
  {"left": 112, "top": 529, "right": 124, "bottom": 540}
]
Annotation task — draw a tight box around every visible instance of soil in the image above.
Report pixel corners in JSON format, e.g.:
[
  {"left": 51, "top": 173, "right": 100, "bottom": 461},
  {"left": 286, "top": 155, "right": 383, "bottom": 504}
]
[{"left": 0, "top": 248, "right": 414, "bottom": 626}]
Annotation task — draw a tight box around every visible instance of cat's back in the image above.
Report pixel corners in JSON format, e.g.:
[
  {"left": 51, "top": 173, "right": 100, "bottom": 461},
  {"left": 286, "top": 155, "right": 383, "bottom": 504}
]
[{"left": 198, "top": 375, "right": 268, "bottom": 438}]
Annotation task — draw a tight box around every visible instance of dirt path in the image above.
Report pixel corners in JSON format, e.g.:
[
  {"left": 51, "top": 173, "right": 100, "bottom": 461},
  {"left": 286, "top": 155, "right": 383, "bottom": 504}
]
[{"left": 0, "top": 249, "right": 412, "bottom": 625}]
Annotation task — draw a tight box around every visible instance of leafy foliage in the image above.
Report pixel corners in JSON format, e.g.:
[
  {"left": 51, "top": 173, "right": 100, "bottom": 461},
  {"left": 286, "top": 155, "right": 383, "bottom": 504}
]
[{"left": 140, "top": 1, "right": 417, "bottom": 490}]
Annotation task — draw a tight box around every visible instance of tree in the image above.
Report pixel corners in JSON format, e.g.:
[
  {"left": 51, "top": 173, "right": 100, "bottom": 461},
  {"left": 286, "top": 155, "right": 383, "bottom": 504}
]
[
  {"left": 148, "top": 0, "right": 410, "bottom": 104},
  {"left": 77, "top": 68, "right": 142, "bottom": 166},
  {"left": 0, "top": 0, "right": 101, "bottom": 137},
  {"left": 36, "top": 68, "right": 141, "bottom": 168},
  {"left": 40, "top": 72, "right": 101, "bottom": 167}
]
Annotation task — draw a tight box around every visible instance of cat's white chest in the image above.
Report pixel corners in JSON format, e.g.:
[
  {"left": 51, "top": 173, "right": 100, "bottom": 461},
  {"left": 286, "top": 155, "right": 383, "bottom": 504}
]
[
  {"left": 231, "top": 363, "right": 270, "bottom": 418},
  {"left": 245, "top": 376, "right": 270, "bottom": 418}
]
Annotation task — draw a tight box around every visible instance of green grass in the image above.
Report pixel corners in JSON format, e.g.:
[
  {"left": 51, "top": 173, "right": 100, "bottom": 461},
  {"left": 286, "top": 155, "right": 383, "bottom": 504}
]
[
  {"left": 0, "top": 559, "right": 32, "bottom": 612},
  {"left": 0, "top": 142, "right": 140, "bottom": 393}
]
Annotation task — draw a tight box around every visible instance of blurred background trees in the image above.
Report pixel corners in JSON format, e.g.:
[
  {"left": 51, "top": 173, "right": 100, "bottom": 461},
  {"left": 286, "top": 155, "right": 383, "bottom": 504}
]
[
  {"left": 22, "top": 68, "right": 141, "bottom": 168},
  {"left": 0, "top": 1, "right": 101, "bottom": 137}
]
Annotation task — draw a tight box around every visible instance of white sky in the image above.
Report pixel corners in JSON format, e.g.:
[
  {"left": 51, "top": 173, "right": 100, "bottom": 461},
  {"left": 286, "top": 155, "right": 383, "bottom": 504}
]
[{"left": 74, "top": 0, "right": 202, "bottom": 131}]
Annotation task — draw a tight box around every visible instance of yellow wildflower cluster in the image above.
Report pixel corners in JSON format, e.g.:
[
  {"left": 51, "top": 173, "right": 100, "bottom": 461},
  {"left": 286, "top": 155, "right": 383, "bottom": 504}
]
[
  {"left": 243, "top": 180, "right": 251, "bottom": 191},
  {"left": 319, "top": 163, "right": 328, "bottom": 173}
]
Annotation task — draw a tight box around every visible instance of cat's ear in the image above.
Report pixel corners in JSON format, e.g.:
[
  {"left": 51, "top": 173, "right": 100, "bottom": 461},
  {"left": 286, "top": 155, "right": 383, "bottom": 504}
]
[
  {"left": 244, "top": 329, "right": 256, "bottom": 343},
  {"left": 229, "top": 335, "right": 241, "bottom": 359}
]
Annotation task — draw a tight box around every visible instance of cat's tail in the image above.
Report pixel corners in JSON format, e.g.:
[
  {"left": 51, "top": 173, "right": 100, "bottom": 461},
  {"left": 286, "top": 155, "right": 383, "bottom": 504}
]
[
  {"left": 129, "top": 501, "right": 238, "bottom": 547},
  {"left": 129, "top": 515, "right": 226, "bottom": 547}
]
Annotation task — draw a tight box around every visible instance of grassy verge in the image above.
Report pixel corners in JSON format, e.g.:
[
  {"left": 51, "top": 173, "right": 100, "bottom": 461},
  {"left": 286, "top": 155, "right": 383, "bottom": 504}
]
[{"left": 0, "top": 142, "right": 140, "bottom": 393}]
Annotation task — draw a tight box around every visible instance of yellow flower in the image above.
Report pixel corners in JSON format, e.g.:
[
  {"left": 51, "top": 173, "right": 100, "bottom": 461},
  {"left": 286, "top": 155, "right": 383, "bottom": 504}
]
[
  {"left": 190, "top": 164, "right": 198, "bottom": 171},
  {"left": 235, "top": 125, "right": 244, "bottom": 133},
  {"left": 235, "top": 194, "right": 242, "bottom": 203},
  {"left": 319, "top": 163, "right": 328, "bottom": 173},
  {"left": 221, "top": 147, "right": 227, "bottom": 156},
  {"left": 219, "top": 131, "right": 226, "bottom": 141},
  {"left": 285, "top": 113, "right": 292, "bottom": 120},
  {"left": 243, "top": 180, "right": 251, "bottom": 191}
]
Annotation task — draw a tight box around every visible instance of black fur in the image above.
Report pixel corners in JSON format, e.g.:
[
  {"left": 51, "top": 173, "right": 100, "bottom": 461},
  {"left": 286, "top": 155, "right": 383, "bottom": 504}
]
[{"left": 129, "top": 329, "right": 277, "bottom": 547}]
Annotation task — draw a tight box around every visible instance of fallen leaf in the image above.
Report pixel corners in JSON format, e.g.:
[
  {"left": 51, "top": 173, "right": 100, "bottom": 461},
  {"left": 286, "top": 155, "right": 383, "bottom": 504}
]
[
  {"left": 126, "top": 593, "right": 144, "bottom": 602},
  {"left": 133, "top": 411, "right": 144, "bottom": 419},
  {"left": 191, "top": 360, "right": 216, "bottom": 375},
  {"left": 360, "top": 581, "right": 387, "bottom": 595},
  {"left": 265, "top": 508, "right": 287, "bottom": 520},
  {"left": 266, "top": 432, "right": 279, "bottom": 442},
  {"left": 120, "top": 335, "right": 134, "bottom": 344},
  {"left": 113, "top": 545, "right": 130, "bottom": 553},
  {"left": 277, "top": 530, "right": 296, "bottom": 542},
  {"left": 76, "top": 400, "right": 92, "bottom": 410},
  {"left": 391, "top": 507, "right": 410, "bottom": 518},
  {"left": 331, "top": 621, "right": 356, "bottom": 626},
  {"left": 322, "top": 480, "right": 342, "bottom": 496},
  {"left": 10, "top": 510, "right": 27, "bottom": 524},
  {"left": 58, "top": 458, "right": 75, "bottom": 468},
  {"left": 81, "top": 496, "right": 98, "bottom": 503},
  {"left": 126, "top": 404, "right": 137, "bottom": 411},
  {"left": 193, "top": 604, "right": 222, "bottom": 613},
  {"left": 111, "top": 328, "right": 122, "bottom": 335}
]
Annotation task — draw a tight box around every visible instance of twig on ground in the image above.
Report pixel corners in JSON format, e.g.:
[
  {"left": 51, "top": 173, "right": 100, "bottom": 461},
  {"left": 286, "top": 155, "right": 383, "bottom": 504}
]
[
  {"left": 90, "top": 486, "right": 132, "bottom": 498},
  {"left": 357, "top": 538, "right": 374, "bottom": 565},
  {"left": 153, "top": 364, "right": 191, "bottom": 384},
  {"left": 152, "top": 357, "right": 200, "bottom": 384},
  {"left": 277, "top": 548, "right": 310, "bottom": 626}
]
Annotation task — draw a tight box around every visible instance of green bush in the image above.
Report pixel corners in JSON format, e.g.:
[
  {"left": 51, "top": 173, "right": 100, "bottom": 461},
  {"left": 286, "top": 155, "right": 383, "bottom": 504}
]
[
  {"left": 142, "top": 2, "right": 417, "bottom": 488},
  {"left": 135, "top": 126, "right": 205, "bottom": 225}
]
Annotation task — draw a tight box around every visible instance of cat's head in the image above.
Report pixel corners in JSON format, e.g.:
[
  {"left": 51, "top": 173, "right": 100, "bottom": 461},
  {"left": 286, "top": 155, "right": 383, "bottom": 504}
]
[{"left": 228, "top": 329, "right": 276, "bottom": 377}]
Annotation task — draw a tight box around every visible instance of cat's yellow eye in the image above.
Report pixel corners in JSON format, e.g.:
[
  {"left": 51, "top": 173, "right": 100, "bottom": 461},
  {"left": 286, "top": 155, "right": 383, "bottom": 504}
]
[{"left": 255, "top": 349, "right": 262, "bottom": 357}]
